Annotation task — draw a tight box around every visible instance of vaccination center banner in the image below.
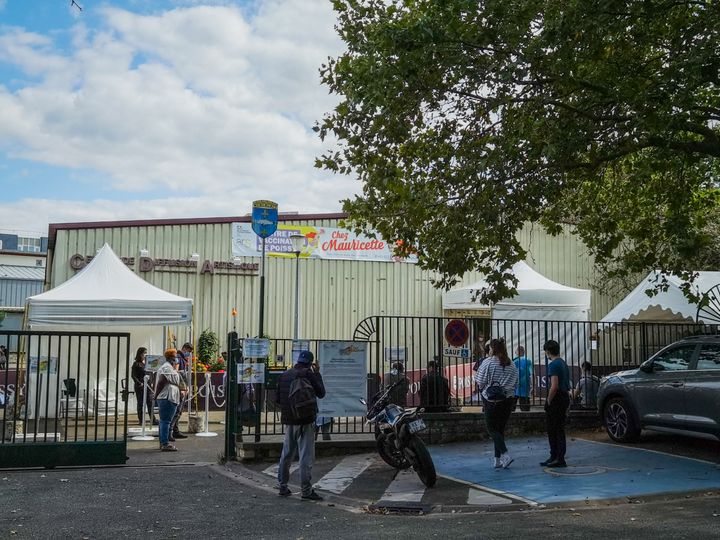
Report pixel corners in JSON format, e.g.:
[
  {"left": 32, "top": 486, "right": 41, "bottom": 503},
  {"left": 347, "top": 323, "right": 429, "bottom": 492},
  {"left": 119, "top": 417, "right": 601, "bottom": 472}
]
[{"left": 232, "top": 223, "right": 418, "bottom": 264}]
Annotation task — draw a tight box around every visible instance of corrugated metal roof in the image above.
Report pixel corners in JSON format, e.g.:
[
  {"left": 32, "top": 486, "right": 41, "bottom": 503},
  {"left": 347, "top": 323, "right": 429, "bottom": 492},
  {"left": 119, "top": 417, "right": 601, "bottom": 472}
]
[{"left": 0, "top": 265, "right": 45, "bottom": 281}]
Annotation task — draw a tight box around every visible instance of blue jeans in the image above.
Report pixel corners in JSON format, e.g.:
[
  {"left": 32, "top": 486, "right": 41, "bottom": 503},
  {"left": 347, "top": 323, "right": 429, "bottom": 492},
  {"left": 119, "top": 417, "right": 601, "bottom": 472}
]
[
  {"left": 278, "top": 423, "right": 315, "bottom": 495},
  {"left": 157, "top": 399, "right": 178, "bottom": 446}
]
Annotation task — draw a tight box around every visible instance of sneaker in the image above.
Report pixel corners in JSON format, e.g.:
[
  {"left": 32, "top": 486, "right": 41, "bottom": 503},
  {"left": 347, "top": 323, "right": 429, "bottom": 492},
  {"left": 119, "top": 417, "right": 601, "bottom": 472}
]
[
  {"left": 301, "top": 491, "right": 323, "bottom": 501},
  {"left": 160, "top": 444, "right": 178, "bottom": 452},
  {"left": 278, "top": 487, "right": 292, "bottom": 497},
  {"left": 172, "top": 431, "right": 188, "bottom": 439},
  {"left": 539, "top": 458, "right": 554, "bottom": 467},
  {"left": 546, "top": 459, "right": 567, "bottom": 468},
  {"left": 493, "top": 457, "right": 502, "bottom": 469},
  {"left": 500, "top": 454, "right": 514, "bottom": 469}
]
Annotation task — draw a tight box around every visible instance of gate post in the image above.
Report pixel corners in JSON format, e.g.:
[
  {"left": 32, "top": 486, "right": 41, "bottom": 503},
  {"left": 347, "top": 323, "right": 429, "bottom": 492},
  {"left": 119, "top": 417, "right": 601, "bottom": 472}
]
[{"left": 224, "top": 331, "right": 240, "bottom": 461}]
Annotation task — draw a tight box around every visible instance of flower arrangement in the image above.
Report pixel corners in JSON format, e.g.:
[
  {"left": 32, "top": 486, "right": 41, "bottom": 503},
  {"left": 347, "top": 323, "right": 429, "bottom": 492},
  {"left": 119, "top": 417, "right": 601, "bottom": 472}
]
[{"left": 207, "top": 356, "right": 226, "bottom": 373}]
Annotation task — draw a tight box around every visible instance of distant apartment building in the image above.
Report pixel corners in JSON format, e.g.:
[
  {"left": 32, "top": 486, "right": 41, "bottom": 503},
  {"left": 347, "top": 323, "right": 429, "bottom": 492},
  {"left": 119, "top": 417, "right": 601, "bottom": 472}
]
[{"left": 0, "top": 230, "right": 47, "bottom": 340}]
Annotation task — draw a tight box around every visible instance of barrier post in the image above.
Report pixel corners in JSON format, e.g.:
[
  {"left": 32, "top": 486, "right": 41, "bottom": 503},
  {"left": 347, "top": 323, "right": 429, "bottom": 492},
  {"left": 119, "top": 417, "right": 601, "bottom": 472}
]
[
  {"left": 132, "top": 375, "right": 154, "bottom": 441},
  {"left": 196, "top": 372, "right": 217, "bottom": 437}
]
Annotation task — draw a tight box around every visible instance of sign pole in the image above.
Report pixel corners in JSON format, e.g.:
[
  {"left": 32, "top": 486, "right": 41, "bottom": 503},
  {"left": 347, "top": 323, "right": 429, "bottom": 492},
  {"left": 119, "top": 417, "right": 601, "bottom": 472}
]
[
  {"left": 259, "top": 237, "right": 266, "bottom": 338},
  {"left": 250, "top": 200, "right": 278, "bottom": 445}
]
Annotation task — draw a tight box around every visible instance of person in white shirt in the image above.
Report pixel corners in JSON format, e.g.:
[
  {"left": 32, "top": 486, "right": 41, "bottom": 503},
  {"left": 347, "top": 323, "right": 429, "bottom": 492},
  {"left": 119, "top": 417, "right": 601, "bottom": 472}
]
[
  {"left": 155, "top": 349, "right": 182, "bottom": 452},
  {"left": 474, "top": 338, "right": 519, "bottom": 469}
]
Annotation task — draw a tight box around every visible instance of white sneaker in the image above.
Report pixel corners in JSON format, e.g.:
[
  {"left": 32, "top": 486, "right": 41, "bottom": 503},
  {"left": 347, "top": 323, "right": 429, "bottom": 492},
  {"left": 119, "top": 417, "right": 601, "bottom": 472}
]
[
  {"left": 500, "top": 454, "right": 514, "bottom": 469},
  {"left": 493, "top": 457, "right": 502, "bottom": 468}
]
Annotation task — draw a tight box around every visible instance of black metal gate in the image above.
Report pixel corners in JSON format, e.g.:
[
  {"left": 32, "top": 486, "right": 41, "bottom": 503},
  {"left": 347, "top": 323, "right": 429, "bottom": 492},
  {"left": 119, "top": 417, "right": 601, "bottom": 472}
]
[
  {"left": 0, "top": 330, "right": 130, "bottom": 468},
  {"left": 221, "top": 317, "right": 719, "bottom": 449}
]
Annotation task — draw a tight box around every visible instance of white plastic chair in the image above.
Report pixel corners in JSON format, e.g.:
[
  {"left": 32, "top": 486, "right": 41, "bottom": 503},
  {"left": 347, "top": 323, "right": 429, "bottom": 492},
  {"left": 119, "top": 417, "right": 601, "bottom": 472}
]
[{"left": 93, "top": 378, "right": 117, "bottom": 417}]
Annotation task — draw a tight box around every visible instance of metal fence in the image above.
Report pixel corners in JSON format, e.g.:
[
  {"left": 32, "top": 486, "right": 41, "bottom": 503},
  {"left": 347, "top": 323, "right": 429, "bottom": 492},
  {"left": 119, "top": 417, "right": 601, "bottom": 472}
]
[
  {"left": 0, "top": 330, "right": 131, "bottom": 468},
  {"left": 231, "top": 317, "right": 719, "bottom": 441}
]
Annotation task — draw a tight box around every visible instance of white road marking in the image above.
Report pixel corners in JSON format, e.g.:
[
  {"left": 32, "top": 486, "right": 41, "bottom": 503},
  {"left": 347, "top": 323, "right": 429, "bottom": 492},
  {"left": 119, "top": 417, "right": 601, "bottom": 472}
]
[
  {"left": 380, "top": 469, "right": 426, "bottom": 502},
  {"left": 313, "top": 454, "right": 375, "bottom": 494},
  {"left": 263, "top": 463, "right": 300, "bottom": 477},
  {"left": 467, "top": 488, "right": 511, "bottom": 505}
]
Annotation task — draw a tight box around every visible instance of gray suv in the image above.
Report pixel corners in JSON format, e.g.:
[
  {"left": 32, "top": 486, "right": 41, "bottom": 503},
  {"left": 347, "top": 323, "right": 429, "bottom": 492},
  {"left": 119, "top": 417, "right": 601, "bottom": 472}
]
[{"left": 598, "top": 335, "right": 720, "bottom": 442}]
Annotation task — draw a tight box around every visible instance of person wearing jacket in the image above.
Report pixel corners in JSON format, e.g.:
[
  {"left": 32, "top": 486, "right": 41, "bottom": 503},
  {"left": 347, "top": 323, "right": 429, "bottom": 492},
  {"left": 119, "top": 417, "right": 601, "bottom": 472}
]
[
  {"left": 475, "top": 339, "right": 519, "bottom": 469},
  {"left": 155, "top": 348, "right": 182, "bottom": 452},
  {"left": 170, "top": 342, "right": 192, "bottom": 441},
  {"left": 131, "top": 347, "right": 157, "bottom": 426},
  {"left": 419, "top": 358, "right": 451, "bottom": 412},
  {"left": 275, "top": 350, "right": 326, "bottom": 501}
]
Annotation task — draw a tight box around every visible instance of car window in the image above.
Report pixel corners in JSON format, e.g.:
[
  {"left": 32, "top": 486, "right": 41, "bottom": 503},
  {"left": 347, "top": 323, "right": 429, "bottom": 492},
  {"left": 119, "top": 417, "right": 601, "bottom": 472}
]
[
  {"left": 697, "top": 344, "right": 720, "bottom": 371},
  {"left": 653, "top": 344, "right": 695, "bottom": 371}
]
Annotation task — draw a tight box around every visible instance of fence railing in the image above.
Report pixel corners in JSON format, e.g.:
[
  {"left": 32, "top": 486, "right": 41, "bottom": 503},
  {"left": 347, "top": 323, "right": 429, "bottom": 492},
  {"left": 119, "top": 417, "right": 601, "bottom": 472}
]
[
  {"left": 0, "top": 330, "right": 130, "bottom": 468},
  {"left": 230, "top": 317, "right": 719, "bottom": 440}
]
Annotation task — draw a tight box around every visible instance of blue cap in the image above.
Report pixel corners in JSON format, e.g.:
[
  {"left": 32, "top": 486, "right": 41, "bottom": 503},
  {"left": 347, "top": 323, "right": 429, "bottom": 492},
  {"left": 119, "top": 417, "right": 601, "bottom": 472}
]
[{"left": 297, "top": 351, "right": 314, "bottom": 364}]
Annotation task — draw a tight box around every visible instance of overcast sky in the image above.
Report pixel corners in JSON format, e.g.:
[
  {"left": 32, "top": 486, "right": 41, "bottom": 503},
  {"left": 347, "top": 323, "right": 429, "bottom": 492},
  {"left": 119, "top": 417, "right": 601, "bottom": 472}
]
[{"left": 0, "top": 0, "right": 349, "bottom": 234}]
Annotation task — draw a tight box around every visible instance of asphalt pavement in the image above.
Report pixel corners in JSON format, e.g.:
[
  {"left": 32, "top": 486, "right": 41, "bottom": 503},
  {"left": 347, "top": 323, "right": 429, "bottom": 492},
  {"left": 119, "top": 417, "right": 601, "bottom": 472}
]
[{"left": 2, "top": 426, "right": 720, "bottom": 538}]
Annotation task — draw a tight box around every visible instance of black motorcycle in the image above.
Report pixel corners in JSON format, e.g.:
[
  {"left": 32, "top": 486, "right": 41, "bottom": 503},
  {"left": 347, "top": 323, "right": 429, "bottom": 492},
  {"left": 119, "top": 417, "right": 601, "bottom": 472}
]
[{"left": 361, "top": 380, "right": 437, "bottom": 488}]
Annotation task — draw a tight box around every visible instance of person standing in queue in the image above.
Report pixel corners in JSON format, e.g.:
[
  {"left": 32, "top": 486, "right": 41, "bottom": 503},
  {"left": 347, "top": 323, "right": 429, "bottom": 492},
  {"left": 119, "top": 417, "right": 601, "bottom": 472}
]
[
  {"left": 475, "top": 338, "right": 518, "bottom": 469},
  {"left": 382, "top": 362, "right": 410, "bottom": 407},
  {"left": 541, "top": 340, "right": 571, "bottom": 468},
  {"left": 155, "top": 348, "right": 182, "bottom": 452},
  {"left": 170, "top": 342, "right": 193, "bottom": 440},
  {"left": 131, "top": 347, "right": 157, "bottom": 426},
  {"left": 419, "top": 358, "right": 451, "bottom": 412},
  {"left": 275, "top": 350, "right": 326, "bottom": 501}
]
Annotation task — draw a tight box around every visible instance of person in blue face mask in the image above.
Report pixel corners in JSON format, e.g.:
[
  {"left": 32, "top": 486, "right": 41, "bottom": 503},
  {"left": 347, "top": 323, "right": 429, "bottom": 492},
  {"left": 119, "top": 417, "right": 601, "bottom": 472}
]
[{"left": 170, "top": 342, "right": 193, "bottom": 440}]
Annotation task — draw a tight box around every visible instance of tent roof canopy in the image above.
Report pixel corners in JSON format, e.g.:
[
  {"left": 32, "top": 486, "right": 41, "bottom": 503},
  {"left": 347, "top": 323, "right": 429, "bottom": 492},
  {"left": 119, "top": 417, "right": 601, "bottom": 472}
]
[
  {"left": 27, "top": 243, "right": 192, "bottom": 326},
  {"left": 442, "top": 261, "right": 591, "bottom": 311},
  {"left": 600, "top": 270, "right": 720, "bottom": 323}
]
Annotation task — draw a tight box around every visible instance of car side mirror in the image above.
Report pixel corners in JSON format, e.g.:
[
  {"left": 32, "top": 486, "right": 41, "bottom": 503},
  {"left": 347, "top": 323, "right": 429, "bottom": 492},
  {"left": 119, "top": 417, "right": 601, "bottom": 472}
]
[{"left": 639, "top": 362, "right": 654, "bottom": 373}]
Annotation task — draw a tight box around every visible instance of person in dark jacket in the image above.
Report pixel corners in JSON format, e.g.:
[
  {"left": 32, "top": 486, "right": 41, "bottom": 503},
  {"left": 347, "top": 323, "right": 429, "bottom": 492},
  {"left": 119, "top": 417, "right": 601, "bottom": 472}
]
[
  {"left": 419, "top": 359, "right": 451, "bottom": 412},
  {"left": 382, "top": 362, "right": 410, "bottom": 407},
  {"left": 275, "top": 350, "right": 326, "bottom": 501},
  {"left": 131, "top": 347, "right": 157, "bottom": 425}
]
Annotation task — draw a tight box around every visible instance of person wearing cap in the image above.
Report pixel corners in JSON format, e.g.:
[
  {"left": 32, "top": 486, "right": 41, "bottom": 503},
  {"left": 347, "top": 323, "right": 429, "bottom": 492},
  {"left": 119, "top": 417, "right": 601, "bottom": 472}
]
[
  {"left": 155, "top": 348, "right": 182, "bottom": 451},
  {"left": 275, "top": 350, "right": 326, "bottom": 501},
  {"left": 170, "top": 342, "right": 193, "bottom": 440}
]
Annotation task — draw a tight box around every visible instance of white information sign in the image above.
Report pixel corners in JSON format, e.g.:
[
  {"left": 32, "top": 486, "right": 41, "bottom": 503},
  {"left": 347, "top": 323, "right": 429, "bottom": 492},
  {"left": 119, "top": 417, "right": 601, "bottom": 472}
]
[
  {"left": 243, "top": 338, "right": 270, "bottom": 358},
  {"left": 237, "top": 363, "right": 265, "bottom": 384},
  {"left": 292, "top": 340, "right": 311, "bottom": 363},
  {"left": 317, "top": 341, "right": 368, "bottom": 417},
  {"left": 443, "top": 346, "right": 471, "bottom": 358},
  {"left": 384, "top": 347, "right": 406, "bottom": 363}
]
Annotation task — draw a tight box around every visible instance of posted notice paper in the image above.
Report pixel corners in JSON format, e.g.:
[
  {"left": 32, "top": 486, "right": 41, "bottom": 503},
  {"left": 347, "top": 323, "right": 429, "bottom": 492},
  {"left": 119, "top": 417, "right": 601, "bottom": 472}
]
[{"left": 317, "top": 341, "right": 368, "bottom": 417}]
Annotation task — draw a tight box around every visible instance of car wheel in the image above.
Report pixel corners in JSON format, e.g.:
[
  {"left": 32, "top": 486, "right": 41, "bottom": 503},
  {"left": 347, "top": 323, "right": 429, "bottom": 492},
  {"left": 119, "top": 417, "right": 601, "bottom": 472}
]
[{"left": 604, "top": 397, "right": 641, "bottom": 443}]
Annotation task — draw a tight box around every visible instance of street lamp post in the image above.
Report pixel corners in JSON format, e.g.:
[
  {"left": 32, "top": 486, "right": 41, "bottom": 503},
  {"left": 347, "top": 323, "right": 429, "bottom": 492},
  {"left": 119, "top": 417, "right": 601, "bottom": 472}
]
[{"left": 290, "top": 234, "right": 305, "bottom": 340}]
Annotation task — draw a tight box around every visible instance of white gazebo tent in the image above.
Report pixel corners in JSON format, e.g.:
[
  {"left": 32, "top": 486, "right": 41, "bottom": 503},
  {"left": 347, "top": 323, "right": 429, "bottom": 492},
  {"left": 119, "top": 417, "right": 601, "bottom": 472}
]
[
  {"left": 442, "top": 261, "right": 592, "bottom": 364},
  {"left": 443, "top": 261, "right": 591, "bottom": 321},
  {"left": 600, "top": 270, "right": 720, "bottom": 324},
  {"left": 25, "top": 243, "right": 193, "bottom": 418}
]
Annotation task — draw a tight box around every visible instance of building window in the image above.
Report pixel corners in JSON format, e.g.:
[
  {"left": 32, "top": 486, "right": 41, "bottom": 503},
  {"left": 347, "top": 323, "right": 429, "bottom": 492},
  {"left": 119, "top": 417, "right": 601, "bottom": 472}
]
[{"left": 18, "top": 237, "right": 42, "bottom": 253}]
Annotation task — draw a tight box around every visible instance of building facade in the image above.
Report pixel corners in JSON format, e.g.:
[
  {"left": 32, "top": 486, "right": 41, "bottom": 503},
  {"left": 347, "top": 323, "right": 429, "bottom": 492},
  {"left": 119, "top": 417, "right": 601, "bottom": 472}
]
[
  {"left": 45, "top": 214, "right": 622, "bottom": 343},
  {"left": 0, "top": 230, "right": 47, "bottom": 341}
]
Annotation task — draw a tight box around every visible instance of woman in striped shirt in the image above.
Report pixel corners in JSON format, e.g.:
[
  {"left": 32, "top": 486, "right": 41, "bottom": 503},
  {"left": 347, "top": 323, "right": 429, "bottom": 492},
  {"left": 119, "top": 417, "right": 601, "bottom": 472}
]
[{"left": 474, "top": 338, "right": 519, "bottom": 469}]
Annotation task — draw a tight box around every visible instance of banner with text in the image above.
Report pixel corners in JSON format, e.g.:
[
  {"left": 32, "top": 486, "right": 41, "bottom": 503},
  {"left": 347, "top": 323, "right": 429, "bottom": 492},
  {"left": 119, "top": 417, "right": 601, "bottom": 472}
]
[
  {"left": 317, "top": 341, "right": 368, "bottom": 417},
  {"left": 231, "top": 223, "right": 418, "bottom": 264}
]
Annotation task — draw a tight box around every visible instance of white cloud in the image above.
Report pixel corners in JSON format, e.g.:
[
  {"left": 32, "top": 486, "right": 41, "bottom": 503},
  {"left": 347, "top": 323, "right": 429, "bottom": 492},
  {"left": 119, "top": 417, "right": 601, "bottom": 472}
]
[{"left": 0, "top": 1, "right": 350, "bottom": 232}]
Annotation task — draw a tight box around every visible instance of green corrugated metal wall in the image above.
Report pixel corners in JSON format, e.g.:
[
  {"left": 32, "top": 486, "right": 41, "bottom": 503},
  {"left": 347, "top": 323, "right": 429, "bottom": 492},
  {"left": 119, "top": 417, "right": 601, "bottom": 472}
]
[{"left": 48, "top": 218, "right": 624, "bottom": 342}]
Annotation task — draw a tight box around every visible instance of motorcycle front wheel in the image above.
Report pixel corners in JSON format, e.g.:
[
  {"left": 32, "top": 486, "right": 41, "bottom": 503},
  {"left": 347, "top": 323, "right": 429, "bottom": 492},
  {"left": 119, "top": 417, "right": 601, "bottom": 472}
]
[
  {"left": 376, "top": 433, "right": 411, "bottom": 470},
  {"left": 408, "top": 436, "right": 437, "bottom": 488}
]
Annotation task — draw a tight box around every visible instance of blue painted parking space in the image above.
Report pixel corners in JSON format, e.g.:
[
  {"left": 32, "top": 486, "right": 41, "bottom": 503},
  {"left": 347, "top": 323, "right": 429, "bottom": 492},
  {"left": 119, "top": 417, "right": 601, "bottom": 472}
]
[{"left": 429, "top": 436, "right": 720, "bottom": 504}]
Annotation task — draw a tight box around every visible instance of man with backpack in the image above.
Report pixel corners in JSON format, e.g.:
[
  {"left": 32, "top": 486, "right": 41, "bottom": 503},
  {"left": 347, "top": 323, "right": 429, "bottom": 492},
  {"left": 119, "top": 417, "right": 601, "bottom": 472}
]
[{"left": 275, "top": 350, "right": 326, "bottom": 500}]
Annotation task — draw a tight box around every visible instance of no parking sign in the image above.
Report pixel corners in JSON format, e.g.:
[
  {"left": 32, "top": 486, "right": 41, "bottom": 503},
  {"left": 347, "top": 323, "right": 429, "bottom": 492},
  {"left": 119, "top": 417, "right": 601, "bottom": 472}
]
[{"left": 444, "top": 319, "right": 469, "bottom": 347}]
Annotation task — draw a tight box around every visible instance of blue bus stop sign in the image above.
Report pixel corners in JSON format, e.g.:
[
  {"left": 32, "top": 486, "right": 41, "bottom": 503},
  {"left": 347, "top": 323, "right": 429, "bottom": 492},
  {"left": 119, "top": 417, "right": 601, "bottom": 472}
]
[{"left": 251, "top": 200, "right": 278, "bottom": 239}]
